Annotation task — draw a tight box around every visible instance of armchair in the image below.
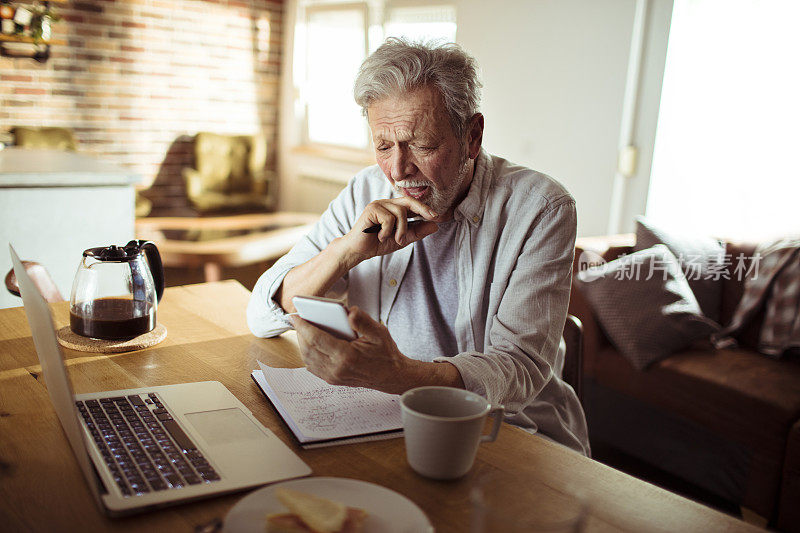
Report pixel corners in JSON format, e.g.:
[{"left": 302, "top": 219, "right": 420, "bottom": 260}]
[
  {"left": 182, "top": 132, "right": 274, "bottom": 214},
  {"left": 11, "top": 126, "right": 77, "bottom": 151}
]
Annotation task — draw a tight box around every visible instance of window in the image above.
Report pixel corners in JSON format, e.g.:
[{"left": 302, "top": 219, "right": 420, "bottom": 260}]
[
  {"left": 385, "top": 6, "right": 456, "bottom": 44},
  {"left": 294, "top": 2, "right": 457, "bottom": 152},
  {"left": 646, "top": 0, "right": 800, "bottom": 239},
  {"left": 304, "top": 6, "right": 369, "bottom": 148}
]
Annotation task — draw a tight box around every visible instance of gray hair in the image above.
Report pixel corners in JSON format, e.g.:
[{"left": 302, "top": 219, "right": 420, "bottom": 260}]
[{"left": 353, "top": 38, "right": 482, "bottom": 140}]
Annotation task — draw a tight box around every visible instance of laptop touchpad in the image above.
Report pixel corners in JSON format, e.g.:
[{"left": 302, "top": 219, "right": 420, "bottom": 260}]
[{"left": 185, "top": 408, "right": 265, "bottom": 446}]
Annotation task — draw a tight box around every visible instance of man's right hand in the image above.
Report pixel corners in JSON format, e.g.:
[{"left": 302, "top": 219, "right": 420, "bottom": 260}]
[
  {"left": 277, "top": 196, "right": 438, "bottom": 313},
  {"left": 339, "top": 197, "right": 440, "bottom": 264}
]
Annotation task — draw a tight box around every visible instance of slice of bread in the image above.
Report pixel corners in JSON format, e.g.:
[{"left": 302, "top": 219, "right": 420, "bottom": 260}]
[
  {"left": 275, "top": 488, "right": 347, "bottom": 533},
  {"left": 266, "top": 489, "right": 367, "bottom": 533},
  {"left": 266, "top": 508, "right": 367, "bottom": 533},
  {"left": 266, "top": 513, "right": 313, "bottom": 533},
  {"left": 341, "top": 507, "right": 368, "bottom": 533}
]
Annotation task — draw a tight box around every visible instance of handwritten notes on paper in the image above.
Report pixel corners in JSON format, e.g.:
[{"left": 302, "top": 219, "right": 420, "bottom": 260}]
[{"left": 256, "top": 361, "right": 402, "bottom": 442}]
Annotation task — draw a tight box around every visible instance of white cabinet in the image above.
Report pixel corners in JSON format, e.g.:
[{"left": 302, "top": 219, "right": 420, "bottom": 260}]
[{"left": 0, "top": 148, "right": 140, "bottom": 309}]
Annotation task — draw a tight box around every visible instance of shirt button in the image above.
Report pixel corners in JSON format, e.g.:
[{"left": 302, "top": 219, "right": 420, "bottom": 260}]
[
  {"left": 472, "top": 215, "right": 480, "bottom": 223},
  {"left": 389, "top": 279, "right": 397, "bottom": 287}
]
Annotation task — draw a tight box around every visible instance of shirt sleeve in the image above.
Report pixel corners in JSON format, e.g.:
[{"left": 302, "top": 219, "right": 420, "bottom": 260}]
[
  {"left": 246, "top": 180, "right": 362, "bottom": 338},
  {"left": 436, "top": 198, "right": 577, "bottom": 416}
]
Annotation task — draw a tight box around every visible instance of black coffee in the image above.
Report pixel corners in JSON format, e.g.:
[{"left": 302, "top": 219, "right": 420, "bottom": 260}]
[{"left": 70, "top": 298, "right": 155, "bottom": 340}]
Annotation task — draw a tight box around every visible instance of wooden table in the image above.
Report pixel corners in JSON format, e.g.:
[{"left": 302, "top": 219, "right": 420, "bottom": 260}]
[
  {"left": 135, "top": 212, "right": 319, "bottom": 282},
  {"left": 0, "top": 281, "right": 761, "bottom": 532}
]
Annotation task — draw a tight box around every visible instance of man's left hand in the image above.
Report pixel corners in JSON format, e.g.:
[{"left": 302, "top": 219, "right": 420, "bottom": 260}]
[{"left": 289, "top": 306, "right": 414, "bottom": 394}]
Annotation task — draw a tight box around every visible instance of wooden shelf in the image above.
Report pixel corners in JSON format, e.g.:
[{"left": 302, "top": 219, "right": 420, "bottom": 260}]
[{"left": 0, "top": 34, "right": 65, "bottom": 46}]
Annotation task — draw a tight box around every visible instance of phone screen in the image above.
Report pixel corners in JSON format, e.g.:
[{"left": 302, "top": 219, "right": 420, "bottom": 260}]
[{"left": 292, "top": 296, "right": 357, "bottom": 340}]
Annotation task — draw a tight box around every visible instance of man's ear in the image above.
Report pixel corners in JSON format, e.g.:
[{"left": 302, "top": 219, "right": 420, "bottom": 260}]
[{"left": 466, "top": 113, "right": 484, "bottom": 159}]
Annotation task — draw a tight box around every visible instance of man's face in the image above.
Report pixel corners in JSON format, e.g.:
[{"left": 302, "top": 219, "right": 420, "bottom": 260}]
[{"left": 367, "top": 86, "right": 473, "bottom": 218}]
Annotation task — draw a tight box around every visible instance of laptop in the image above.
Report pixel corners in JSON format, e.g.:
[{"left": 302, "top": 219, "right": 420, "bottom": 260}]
[{"left": 9, "top": 244, "right": 311, "bottom": 516}]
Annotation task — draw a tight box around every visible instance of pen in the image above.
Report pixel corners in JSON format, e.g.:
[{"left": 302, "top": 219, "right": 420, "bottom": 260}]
[{"left": 363, "top": 214, "right": 425, "bottom": 233}]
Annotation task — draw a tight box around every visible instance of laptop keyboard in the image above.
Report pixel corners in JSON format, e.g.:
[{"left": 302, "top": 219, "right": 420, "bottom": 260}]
[{"left": 76, "top": 393, "right": 220, "bottom": 497}]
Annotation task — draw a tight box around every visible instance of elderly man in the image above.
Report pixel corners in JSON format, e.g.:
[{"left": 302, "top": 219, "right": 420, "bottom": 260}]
[{"left": 248, "top": 39, "right": 589, "bottom": 455}]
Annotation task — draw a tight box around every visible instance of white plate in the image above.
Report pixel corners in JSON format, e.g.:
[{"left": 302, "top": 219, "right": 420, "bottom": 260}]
[{"left": 223, "top": 477, "right": 434, "bottom": 533}]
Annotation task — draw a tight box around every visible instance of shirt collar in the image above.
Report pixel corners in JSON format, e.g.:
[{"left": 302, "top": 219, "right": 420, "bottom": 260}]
[{"left": 454, "top": 147, "right": 491, "bottom": 226}]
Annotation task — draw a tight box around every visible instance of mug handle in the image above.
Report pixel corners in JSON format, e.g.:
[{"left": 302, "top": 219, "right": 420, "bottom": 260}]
[{"left": 480, "top": 404, "right": 505, "bottom": 443}]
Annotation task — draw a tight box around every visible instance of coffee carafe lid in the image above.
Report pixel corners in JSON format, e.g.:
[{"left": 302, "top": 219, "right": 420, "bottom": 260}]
[{"left": 83, "top": 244, "right": 138, "bottom": 262}]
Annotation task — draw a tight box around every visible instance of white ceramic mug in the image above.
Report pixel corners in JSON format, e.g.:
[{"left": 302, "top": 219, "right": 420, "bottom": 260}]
[{"left": 400, "top": 386, "right": 505, "bottom": 480}]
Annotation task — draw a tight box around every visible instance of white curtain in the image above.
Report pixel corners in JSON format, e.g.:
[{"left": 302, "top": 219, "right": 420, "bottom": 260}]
[{"left": 645, "top": 0, "right": 800, "bottom": 241}]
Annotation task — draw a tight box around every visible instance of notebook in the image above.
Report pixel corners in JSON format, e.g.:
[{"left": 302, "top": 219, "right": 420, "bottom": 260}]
[
  {"left": 251, "top": 361, "right": 403, "bottom": 449},
  {"left": 10, "top": 244, "right": 311, "bottom": 516}
]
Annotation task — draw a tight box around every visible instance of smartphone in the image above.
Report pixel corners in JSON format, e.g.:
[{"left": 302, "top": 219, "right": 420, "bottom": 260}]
[{"left": 292, "top": 295, "right": 357, "bottom": 340}]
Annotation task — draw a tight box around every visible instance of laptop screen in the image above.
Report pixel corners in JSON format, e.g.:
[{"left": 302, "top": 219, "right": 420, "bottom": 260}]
[{"left": 10, "top": 244, "right": 105, "bottom": 503}]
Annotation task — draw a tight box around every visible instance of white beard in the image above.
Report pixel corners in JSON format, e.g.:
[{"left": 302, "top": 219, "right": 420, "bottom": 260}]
[{"left": 393, "top": 151, "right": 472, "bottom": 215}]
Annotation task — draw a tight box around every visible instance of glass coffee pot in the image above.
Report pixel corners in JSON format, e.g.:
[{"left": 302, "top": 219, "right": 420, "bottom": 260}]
[{"left": 70, "top": 240, "right": 165, "bottom": 340}]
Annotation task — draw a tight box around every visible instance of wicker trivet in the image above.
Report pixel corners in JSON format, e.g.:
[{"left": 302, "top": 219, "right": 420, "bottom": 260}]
[{"left": 56, "top": 324, "right": 167, "bottom": 354}]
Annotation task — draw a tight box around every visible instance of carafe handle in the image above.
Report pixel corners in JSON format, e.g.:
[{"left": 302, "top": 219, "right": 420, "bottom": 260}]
[
  {"left": 141, "top": 241, "right": 165, "bottom": 302},
  {"left": 126, "top": 240, "right": 165, "bottom": 302}
]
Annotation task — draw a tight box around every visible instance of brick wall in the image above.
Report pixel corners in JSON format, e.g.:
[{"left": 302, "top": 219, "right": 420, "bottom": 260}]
[{"left": 0, "top": 0, "right": 283, "bottom": 215}]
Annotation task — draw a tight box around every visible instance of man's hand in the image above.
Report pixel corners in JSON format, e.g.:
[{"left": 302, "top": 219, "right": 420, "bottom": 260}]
[
  {"left": 289, "top": 306, "right": 463, "bottom": 394},
  {"left": 341, "top": 197, "right": 440, "bottom": 264},
  {"left": 276, "top": 196, "right": 439, "bottom": 313}
]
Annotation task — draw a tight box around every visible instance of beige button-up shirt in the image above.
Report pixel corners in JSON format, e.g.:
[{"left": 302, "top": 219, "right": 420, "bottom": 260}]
[{"left": 247, "top": 149, "right": 589, "bottom": 455}]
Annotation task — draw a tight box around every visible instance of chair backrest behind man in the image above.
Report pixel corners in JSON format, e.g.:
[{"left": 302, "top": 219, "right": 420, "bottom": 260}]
[{"left": 562, "top": 314, "right": 584, "bottom": 406}]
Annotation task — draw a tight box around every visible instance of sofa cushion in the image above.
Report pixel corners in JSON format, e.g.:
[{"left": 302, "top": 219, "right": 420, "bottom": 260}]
[
  {"left": 721, "top": 243, "right": 765, "bottom": 351},
  {"left": 576, "top": 245, "right": 720, "bottom": 369},
  {"left": 634, "top": 217, "right": 726, "bottom": 323}
]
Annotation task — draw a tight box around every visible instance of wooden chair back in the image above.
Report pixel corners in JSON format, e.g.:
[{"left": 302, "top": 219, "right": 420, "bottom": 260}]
[
  {"left": 5, "top": 261, "right": 64, "bottom": 304},
  {"left": 562, "top": 314, "right": 584, "bottom": 406}
]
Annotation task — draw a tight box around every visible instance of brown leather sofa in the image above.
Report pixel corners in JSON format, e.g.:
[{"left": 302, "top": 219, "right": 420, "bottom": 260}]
[{"left": 569, "top": 235, "right": 800, "bottom": 532}]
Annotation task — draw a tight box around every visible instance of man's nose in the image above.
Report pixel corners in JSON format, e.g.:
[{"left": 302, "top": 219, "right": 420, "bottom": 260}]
[{"left": 390, "top": 146, "right": 415, "bottom": 180}]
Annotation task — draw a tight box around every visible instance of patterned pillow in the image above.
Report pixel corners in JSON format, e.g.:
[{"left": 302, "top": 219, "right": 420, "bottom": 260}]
[
  {"left": 575, "top": 245, "right": 720, "bottom": 370},
  {"left": 634, "top": 217, "right": 726, "bottom": 323}
]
